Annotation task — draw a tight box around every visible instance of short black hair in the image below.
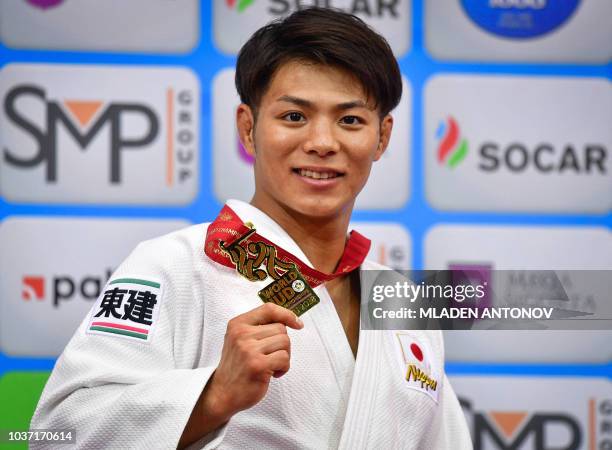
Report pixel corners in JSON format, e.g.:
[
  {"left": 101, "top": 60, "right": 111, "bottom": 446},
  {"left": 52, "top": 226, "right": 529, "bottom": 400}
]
[{"left": 235, "top": 7, "right": 402, "bottom": 117}]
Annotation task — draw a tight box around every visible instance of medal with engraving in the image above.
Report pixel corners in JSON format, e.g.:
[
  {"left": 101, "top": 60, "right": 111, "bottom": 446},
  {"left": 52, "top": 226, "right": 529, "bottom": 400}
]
[
  {"left": 258, "top": 267, "right": 320, "bottom": 317},
  {"left": 204, "top": 204, "right": 371, "bottom": 317},
  {"left": 217, "top": 225, "right": 321, "bottom": 316}
]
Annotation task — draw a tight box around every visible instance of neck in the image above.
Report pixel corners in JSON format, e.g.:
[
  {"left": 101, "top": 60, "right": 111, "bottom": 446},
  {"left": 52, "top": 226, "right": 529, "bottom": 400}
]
[{"left": 250, "top": 197, "right": 353, "bottom": 274}]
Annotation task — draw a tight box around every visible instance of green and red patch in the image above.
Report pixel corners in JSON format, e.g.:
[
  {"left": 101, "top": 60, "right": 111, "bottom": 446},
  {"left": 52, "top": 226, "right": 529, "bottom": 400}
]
[
  {"left": 87, "top": 276, "right": 163, "bottom": 343},
  {"left": 89, "top": 321, "right": 149, "bottom": 340}
]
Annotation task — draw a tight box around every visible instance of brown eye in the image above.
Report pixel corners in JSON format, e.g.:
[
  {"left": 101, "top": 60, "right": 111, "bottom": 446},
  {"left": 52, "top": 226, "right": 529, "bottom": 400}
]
[
  {"left": 341, "top": 115, "right": 361, "bottom": 125},
  {"left": 284, "top": 112, "right": 304, "bottom": 122}
]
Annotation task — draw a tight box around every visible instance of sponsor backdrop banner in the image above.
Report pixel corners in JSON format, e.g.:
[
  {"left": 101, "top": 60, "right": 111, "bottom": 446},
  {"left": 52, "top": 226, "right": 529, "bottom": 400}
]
[
  {"left": 0, "top": 0, "right": 610, "bottom": 437},
  {"left": 426, "top": 0, "right": 612, "bottom": 63},
  {"left": 451, "top": 376, "right": 612, "bottom": 450},
  {"left": 425, "top": 225, "right": 612, "bottom": 363},
  {"left": 0, "top": 217, "right": 190, "bottom": 356},
  {"left": 425, "top": 76, "right": 611, "bottom": 213},
  {"left": 0, "top": 0, "right": 200, "bottom": 53},
  {"left": 213, "top": 0, "right": 412, "bottom": 57},
  {"left": 0, "top": 64, "right": 200, "bottom": 205}
]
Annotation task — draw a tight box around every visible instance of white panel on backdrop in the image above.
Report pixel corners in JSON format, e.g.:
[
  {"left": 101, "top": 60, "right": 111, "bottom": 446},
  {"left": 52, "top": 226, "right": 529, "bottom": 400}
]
[
  {"left": 425, "top": 0, "right": 612, "bottom": 63},
  {"left": 0, "top": 217, "right": 190, "bottom": 357},
  {"left": 213, "top": 69, "right": 411, "bottom": 210},
  {"left": 350, "top": 222, "right": 412, "bottom": 270},
  {"left": 450, "top": 376, "right": 612, "bottom": 450},
  {"left": 425, "top": 225, "right": 612, "bottom": 363},
  {"left": 425, "top": 75, "right": 612, "bottom": 214},
  {"left": 213, "top": 0, "right": 411, "bottom": 57},
  {"left": 0, "top": 64, "right": 200, "bottom": 205},
  {"left": 0, "top": 0, "right": 199, "bottom": 53}
]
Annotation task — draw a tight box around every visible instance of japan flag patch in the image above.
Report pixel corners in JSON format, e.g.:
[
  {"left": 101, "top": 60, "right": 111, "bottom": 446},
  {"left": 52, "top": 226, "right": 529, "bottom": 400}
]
[
  {"left": 86, "top": 277, "right": 163, "bottom": 343},
  {"left": 392, "top": 332, "right": 441, "bottom": 403}
]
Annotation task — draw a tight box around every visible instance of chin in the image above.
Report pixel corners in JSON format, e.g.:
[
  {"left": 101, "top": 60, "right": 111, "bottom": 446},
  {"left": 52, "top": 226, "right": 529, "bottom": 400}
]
[{"left": 290, "top": 197, "right": 350, "bottom": 219}]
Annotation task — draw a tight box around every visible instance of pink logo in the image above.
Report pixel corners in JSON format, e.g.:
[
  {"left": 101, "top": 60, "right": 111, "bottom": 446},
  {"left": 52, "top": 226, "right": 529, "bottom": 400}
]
[
  {"left": 26, "top": 0, "right": 64, "bottom": 10},
  {"left": 448, "top": 262, "right": 492, "bottom": 311}
]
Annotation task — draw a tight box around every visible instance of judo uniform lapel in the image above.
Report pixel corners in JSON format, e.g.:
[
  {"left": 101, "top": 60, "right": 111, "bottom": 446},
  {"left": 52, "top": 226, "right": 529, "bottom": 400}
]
[
  {"left": 227, "top": 199, "right": 361, "bottom": 424},
  {"left": 336, "top": 264, "right": 384, "bottom": 449},
  {"left": 219, "top": 202, "right": 472, "bottom": 450}
]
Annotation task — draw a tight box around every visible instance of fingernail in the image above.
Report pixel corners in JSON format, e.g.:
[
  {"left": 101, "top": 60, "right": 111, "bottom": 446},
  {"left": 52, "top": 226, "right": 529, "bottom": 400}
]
[{"left": 296, "top": 317, "right": 304, "bottom": 327}]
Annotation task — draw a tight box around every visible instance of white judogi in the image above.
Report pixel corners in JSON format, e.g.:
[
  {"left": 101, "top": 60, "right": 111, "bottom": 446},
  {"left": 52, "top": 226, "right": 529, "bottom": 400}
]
[{"left": 31, "top": 200, "right": 472, "bottom": 449}]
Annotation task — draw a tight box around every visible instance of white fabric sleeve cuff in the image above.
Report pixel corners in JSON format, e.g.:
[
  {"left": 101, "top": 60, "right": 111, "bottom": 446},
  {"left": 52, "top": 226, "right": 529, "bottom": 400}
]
[{"left": 181, "top": 366, "right": 230, "bottom": 450}]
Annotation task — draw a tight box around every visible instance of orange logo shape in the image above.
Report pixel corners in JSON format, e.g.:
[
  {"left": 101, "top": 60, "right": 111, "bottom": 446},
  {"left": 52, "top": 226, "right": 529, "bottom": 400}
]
[
  {"left": 64, "top": 100, "right": 103, "bottom": 127},
  {"left": 22, "top": 276, "right": 45, "bottom": 300},
  {"left": 489, "top": 411, "right": 528, "bottom": 439}
]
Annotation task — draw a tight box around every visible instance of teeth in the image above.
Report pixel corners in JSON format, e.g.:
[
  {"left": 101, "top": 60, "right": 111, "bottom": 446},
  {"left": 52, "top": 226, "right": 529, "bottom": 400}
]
[{"left": 299, "top": 169, "right": 338, "bottom": 180}]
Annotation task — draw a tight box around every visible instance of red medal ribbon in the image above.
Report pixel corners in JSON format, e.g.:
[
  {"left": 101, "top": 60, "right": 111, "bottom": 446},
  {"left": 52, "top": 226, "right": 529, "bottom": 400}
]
[{"left": 204, "top": 205, "right": 371, "bottom": 288}]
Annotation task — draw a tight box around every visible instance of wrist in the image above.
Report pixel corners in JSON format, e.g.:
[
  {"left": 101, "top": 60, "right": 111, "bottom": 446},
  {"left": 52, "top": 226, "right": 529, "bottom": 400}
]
[{"left": 201, "top": 371, "right": 236, "bottom": 425}]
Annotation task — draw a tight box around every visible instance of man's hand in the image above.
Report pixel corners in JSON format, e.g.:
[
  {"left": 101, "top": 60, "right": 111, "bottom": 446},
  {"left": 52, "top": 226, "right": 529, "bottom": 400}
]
[
  {"left": 179, "top": 303, "right": 303, "bottom": 448},
  {"left": 208, "top": 302, "right": 304, "bottom": 418}
]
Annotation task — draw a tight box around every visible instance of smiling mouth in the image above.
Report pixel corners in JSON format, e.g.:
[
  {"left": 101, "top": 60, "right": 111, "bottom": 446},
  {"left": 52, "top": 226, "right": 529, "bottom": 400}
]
[{"left": 293, "top": 168, "right": 344, "bottom": 180}]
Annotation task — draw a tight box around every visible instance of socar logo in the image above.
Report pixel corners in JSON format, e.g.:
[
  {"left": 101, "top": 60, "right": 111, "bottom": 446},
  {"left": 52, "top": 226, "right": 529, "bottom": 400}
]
[
  {"left": 460, "top": 0, "right": 581, "bottom": 39},
  {"left": 436, "top": 117, "right": 467, "bottom": 168}
]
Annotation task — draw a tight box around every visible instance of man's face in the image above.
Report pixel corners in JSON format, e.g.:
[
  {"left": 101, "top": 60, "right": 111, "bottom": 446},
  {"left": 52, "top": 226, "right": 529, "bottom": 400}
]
[{"left": 237, "top": 60, "right": 393, "bottom": 219}]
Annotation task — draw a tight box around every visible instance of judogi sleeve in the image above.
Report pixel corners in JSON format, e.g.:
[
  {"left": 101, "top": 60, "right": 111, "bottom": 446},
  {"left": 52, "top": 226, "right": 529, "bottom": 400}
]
[
  {"left": 427, "top": 374, "right": 474, "bottom": 449},
  {"left": 413, "top": 330, "right": 473, "bottom": 449},
  {"left": 30, "top": 232, "right": 227, "bottom": 449}
]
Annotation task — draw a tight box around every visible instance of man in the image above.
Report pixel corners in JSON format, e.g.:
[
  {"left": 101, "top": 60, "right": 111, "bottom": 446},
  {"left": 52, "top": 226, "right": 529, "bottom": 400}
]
[{"left": 31, "top": 8, "right": 472, "bottom": 449}]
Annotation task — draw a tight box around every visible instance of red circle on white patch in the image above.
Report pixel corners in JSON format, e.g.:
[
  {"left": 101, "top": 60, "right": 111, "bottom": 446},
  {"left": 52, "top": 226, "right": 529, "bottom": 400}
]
[{"left": 410, "top": 343, "right": 423, "bottom": 362}]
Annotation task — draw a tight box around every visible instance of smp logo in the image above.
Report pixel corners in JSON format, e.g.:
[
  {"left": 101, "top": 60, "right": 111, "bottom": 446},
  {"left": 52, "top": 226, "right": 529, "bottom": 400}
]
[
  {"left": 4, "top": 86, "right": 158, "bottom": 184},
  {"left": 460, "top": 397, "right": 583, "bottom": 449},
  {"left": 0, "top": 64, "right": 199, "bottom": 204},
  {"left": 226, "top": 0, "right": 254, "bottom": 13},
  {"left": 21, "top": 271, "right": 113, "bottom": 307},
  {"left": 436, "top": 116, "right": 468, "bottom": 168},
  {"left": 460, "top": 0, "right": 581, "bottom": 39}
]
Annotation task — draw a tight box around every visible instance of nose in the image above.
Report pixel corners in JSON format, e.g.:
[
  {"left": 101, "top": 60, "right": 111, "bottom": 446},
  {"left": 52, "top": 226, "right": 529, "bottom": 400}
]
[{"left": 304, "top": 118, "right": 340, "bottom": 157}]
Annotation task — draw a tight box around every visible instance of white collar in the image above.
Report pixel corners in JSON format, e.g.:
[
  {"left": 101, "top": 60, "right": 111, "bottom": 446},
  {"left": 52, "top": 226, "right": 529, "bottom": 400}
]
[{"left": 224, "top": 200, "right": 380, "bottom": 272}]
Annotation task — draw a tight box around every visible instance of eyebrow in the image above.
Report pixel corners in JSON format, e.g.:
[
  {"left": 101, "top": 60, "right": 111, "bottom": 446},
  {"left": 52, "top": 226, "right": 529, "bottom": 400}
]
[{"left": 276, "top": 95, "right": 368, "bottom": 110}]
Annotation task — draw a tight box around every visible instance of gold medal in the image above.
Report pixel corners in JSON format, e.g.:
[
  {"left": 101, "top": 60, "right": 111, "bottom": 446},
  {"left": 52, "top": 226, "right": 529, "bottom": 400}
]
[
  {"left": 220, "top": 225, "right": 320, "bottom": 315},
  {"left": 258, "top": 267, "right": 320, "bottom": 316}
]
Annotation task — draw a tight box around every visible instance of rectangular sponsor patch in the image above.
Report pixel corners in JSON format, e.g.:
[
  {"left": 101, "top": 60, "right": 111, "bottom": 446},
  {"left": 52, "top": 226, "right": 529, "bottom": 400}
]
[{"left": 87, "top": 277, "right": 163, "bottom": 342}]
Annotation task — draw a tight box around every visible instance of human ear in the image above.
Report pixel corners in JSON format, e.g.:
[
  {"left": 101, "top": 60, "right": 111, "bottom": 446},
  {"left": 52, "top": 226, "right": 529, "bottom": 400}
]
[
  {"left": 374, "top": 114, "right": 393, "bottom": 161},
  {"left": 236, "top": 103, "right": 256, "bottom": 157}
]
